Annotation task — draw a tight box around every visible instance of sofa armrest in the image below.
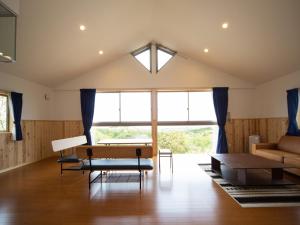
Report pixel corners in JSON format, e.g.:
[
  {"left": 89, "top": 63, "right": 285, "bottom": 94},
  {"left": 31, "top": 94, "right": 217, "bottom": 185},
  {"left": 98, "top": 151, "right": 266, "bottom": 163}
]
[{"left": 251, "top": 143, "right": 278, "bottom": 154}]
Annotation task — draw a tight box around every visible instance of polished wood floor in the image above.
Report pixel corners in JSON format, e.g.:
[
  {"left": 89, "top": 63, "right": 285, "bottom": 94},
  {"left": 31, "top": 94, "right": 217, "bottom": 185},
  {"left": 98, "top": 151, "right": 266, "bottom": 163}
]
[{"left": 0, "top": 154, "right": 299, "bottom": 225}]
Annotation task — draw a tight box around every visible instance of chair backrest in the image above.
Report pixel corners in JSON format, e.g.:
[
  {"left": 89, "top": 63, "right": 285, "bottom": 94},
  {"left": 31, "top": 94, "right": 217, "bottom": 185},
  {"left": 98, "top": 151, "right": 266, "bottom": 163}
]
[
  {"left": 136, "top": 148, "right": 142, "bottom": 157},
  {"left": 76, "top": 145, "right": 153, "bottom": 159},
  {"left": 278, "top": 135, "right": 300, "bottom": 154},
  {"left": 85, "top": 147, "right": 143, "bottom": 170},
  {"left": 52, "top": 135, "right": 87, "bottom": 152},
  {"left": 136, "top": 148, "right": 141, "bottom": 170}
]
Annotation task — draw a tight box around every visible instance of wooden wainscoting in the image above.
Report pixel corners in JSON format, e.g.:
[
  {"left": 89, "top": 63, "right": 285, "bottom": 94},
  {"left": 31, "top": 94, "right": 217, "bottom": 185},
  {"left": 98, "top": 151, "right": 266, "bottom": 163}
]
[
  {"left": 0, "top": 120, "right": 83, "bottom": 173},
  {"left": 226, "top": 118, "right": 288, "bottom": 153},
  {"left": 0, "top": 118, "right": 288, "bottom": 173}
]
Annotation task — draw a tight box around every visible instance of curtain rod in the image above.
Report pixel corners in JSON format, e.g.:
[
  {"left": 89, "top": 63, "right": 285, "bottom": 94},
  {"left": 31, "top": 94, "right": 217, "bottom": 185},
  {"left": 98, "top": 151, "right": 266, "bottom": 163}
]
[{"left": 54, "top": 87, "right": 255, "bottom": 92}]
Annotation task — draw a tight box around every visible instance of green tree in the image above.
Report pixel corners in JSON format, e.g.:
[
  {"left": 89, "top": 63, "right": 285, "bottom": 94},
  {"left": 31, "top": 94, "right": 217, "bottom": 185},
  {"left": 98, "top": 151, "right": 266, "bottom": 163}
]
[
  {"left": 92, "top": 126, "right": 214, "bottom": 154},
  {"left": 158, "top": 131, "right": 189, "bottom": 153}
]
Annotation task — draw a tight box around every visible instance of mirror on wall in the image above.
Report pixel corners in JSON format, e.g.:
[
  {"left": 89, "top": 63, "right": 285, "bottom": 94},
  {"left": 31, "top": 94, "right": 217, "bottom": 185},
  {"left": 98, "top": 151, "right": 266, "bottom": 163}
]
[{"left": 0, "top": 2, "right": 16, "bottom": 62}]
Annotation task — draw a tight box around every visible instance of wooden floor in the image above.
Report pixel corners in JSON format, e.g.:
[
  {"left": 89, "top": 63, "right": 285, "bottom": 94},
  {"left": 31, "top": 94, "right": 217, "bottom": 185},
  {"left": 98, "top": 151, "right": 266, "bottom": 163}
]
[{"left": 0, "top": 154, "right": 300, "bottom": 225}]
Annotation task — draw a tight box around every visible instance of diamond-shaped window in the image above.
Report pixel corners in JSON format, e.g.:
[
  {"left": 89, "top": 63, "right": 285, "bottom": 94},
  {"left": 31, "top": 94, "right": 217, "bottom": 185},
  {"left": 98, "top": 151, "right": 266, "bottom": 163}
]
[{"left": 131, "top": 44, "right": 151, "bottom": 72}]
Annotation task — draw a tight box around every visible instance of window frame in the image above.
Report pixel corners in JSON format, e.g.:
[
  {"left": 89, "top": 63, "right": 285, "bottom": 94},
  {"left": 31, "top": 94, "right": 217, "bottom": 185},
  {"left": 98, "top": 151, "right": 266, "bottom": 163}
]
[
  {"left": 93, "top": 89, "right": 217, "bottom": 127},
  {"left": 156, "top": 44, "right": 177, "bottom": 73},
  {"left": 157, "top": 90, "right": 217, "bottom": 126},
  {"left": 0, "top": 93, "right": 10, "bottom": 132},
  {"left": 93, "top": 91, "right": 152, "bottom": 126},
  {"left": 131, "top": 44, "right": 152, "bottom": 73},
  {"left": 92, "top": 89, "right": 217, "bottom": 153}
]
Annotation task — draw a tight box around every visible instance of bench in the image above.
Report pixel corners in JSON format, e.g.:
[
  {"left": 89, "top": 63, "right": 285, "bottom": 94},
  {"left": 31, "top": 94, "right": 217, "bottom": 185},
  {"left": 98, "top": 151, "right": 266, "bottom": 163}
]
[
  {"left": 52, "top": 136, "right": 154, "bottom": 190},
  {"left": 52, "top": 136, "right": 87, "bottom": 175},
  {"left": 82, "top": 148, "right": 154, "bottom": 189}
]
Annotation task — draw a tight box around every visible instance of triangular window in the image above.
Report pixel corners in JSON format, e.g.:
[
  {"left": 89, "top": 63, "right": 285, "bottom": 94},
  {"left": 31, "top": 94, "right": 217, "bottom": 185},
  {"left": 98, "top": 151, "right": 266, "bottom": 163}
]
[
  {"left": 156, "top": 45, "right": 176, "bottom": 72},
  {"left": 131, "top": 43, "right": 176, "bottom": 73},
  {"left": 131, "top": 44, "right": 151, "bottom": 72}
]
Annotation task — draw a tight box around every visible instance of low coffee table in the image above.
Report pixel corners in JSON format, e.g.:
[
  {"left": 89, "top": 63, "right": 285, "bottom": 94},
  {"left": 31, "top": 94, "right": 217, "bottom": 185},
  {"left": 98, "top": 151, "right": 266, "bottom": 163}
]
[{"left": 210, "top": 153, "right": 291, "bottom": 185}]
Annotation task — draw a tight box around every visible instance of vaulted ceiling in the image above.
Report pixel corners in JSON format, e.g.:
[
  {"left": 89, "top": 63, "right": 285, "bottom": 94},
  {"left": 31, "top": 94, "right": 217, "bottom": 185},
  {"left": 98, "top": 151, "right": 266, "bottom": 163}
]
[{"left": 1, "top": 0, "right": 300, "bottom": 87}]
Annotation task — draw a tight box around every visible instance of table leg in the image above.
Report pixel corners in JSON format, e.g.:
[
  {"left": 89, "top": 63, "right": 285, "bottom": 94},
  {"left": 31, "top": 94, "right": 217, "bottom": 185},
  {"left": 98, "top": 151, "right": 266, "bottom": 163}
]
[
  {"left": 211, "top": 157, "right": 221, "bottom": 172},
  {"left": 237, "top": 169, "right": 247, "bottom": 185},
  {"left": 272, "top": 168, "right": 283, "bottom": 180}
]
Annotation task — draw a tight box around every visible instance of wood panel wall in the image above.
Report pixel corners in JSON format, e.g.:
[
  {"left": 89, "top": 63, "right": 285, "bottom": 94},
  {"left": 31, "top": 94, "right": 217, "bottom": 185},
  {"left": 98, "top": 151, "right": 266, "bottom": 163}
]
[
  {"left": 226, "top": 118, "right": 288, "bottom": 153},
  {"left": 0, "top": 120, "right": 83, "bottom": 173},
  {"left": 0, "top": 118, "right": 288, "bottom": 173}
]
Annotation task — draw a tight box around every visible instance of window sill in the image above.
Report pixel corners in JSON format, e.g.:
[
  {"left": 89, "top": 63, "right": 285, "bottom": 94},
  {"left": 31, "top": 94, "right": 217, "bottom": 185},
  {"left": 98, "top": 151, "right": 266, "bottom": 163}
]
[{"left": 0, "top": 131, "right": 12, "bottom": 134}]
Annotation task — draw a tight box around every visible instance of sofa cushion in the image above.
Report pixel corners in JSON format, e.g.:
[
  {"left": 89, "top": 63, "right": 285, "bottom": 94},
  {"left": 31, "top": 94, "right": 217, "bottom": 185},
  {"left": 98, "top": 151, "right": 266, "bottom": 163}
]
[
  {"left": 283, "top": 151, "right": 300, "bottom": 158},
  {"left": 57, "top": 154, "right": 80, "bottom": 163},
  {"left": 283, "top": 157, "right": 300, "bottom": 176},
  {"left": 278, "top": 136, "right": 300, "bottom": 154},
  {"left": 254, "top": 149, "right": 284, "bottom": 162},
  {"left": 284, "top": 157, "right": 300, "bottom": 167}
]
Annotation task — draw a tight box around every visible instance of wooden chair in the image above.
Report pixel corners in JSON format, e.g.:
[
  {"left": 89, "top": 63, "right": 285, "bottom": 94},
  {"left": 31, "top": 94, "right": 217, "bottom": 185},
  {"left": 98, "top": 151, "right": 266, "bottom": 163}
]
[{"left": 159, "top": 148, "right": 173, "bottom": 173}]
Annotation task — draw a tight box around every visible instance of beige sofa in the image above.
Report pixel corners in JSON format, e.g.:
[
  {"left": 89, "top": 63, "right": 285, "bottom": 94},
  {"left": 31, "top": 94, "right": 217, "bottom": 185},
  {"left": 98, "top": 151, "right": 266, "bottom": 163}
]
[{"left": 251, "top": 135, "right": 300, "bottom": 176}]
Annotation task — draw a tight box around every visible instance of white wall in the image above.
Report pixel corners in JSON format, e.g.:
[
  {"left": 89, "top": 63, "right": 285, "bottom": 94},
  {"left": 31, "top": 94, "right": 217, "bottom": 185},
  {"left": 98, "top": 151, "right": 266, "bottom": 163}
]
[
  {"left": 54, "top": 54, "right": 256, "bottom": 119},
  {"left": 229, "top": 89, "right": 255, "bottom": 119},
  {"left": 254, "top": 69, "right": 300, "bottom": 118},
  {"left": 53, "top": 91, "right": 81, "bottom": 120},
  {"left": 3, "top": 54, "right": 297, "bottom": 121},
  {"left": 57, "top": 55, "right": 254, "bottom": 90},
  {"left": 0, "top": 71, "right": 55, "bottom": 120}
]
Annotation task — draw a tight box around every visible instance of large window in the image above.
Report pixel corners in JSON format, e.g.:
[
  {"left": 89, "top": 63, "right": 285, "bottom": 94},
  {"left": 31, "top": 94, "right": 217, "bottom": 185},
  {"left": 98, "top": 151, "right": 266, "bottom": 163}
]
[
  {"left": 158, "top": 126, "right": 217, "bottom": 154},
  {"left": 93, "top": 92, "right": 151, "bottom": 124},
  {"left": 92, "top": 90, "right": 217, "bottom": 153},
  {"left": 157, "top": 91, "right": 216, "bottom": 123},
  {"left": 157, "top": 91, "right": 217, "bottom": 153},
  {"left": 92, "top": 126, "right": 151, "bottom": 145},
  {"left": 0, "top": 94, "right": 9, "bottom": 132},
  {"left": 158, "top": 92, "right": 188, "bottom": 121},
  {"left": 94, "top": 93, "right": 119, "bottom": 122}
]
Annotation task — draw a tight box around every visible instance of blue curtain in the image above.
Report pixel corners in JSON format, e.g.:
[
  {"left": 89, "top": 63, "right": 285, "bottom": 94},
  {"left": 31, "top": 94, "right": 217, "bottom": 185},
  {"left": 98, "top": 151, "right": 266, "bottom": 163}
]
[
  {"left": 11, "top": 92, "right": 23, "bottom": 141},
  {"left": 80, "top": 89, "right": 96, "bottom": 145},
  {"left": 286, "top": 88, "right": 300, "bottom": 136},
  {"left": 213, "top": 87, "right": 229, "bottom": 153}
]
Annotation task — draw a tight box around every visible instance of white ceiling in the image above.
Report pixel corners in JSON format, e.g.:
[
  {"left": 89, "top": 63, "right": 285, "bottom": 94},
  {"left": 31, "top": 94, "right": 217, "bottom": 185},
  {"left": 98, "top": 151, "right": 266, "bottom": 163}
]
[{"left": 0, "top": 0, "right": 300, "bottom": 87}]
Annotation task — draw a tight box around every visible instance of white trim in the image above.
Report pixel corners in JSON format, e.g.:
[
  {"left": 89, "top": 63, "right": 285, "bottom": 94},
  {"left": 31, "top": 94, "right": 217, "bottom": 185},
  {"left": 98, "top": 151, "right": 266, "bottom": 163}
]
[
  {"left": 0, "top": 161, "right": 34, "bottom": 174},
  {"left": 55, "top": 87, "right": 255, "bottom": 92}
]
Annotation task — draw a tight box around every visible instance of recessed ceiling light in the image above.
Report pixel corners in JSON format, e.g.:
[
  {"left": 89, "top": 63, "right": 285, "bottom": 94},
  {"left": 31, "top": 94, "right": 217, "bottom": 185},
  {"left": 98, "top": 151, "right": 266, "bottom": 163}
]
[
  {"left": 204, "top": 48, "right": 209, "bottom": 53},
  {"left": 98, "top": 50, "right": 104, "bottom": 55},
  {"left": 79, "top": 25, "right": 86, "bottom": 31},
  {"left": 222, "top": 22, "right": 229, "bottom": 29},
  {"left": 0, "top": 52, "right": 3, "bottom": 56}
]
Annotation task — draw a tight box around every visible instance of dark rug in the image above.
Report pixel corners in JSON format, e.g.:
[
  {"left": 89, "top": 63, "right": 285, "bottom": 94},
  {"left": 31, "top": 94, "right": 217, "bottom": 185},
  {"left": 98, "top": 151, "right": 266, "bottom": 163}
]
[
  {"left": 94, "top": 172, "right": 143, "bottom": 183},
  {"left": 199, "top": 165, "right": 300, "bottom": 208}
]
